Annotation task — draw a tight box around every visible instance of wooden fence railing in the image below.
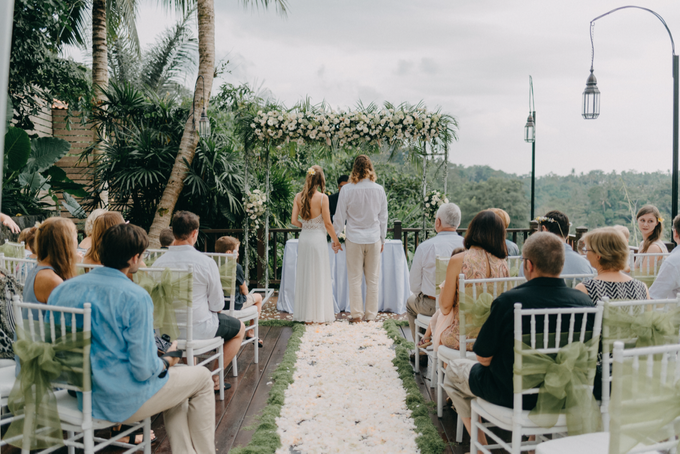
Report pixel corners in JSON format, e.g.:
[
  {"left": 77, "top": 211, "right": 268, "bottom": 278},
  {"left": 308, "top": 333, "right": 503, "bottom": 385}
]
[{"left": 200, "top": 220, "right": 591, "bottom": 288}]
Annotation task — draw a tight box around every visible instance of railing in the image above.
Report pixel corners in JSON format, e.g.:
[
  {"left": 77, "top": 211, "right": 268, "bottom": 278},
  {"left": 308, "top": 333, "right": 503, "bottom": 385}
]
[{"left": 200, "top": 220, "right": 591, "bottom": 288}]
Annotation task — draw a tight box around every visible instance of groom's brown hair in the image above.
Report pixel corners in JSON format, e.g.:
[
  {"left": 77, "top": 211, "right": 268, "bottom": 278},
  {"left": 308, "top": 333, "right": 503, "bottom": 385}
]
[{"left": 350, "top": 155, "right": 377, "bottom": 183}]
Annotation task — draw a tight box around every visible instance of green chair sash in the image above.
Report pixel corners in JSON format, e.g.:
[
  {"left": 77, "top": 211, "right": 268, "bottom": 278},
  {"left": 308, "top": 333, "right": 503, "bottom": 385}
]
[
  {"left": 604, "top": 306, "right": 680, "bottom": 349},
  {"left": 134, "top": 268, "right": 193, "bottom": 341},
  {"left": 0, "top": 242, "right": 25, "bottom": 259},
  {"left": 513, "top": 337, "right": 602, "bottom": 436},
  {"left": 459, "top": 292, "right": 494, "bottom": 337},
  {"left": 611, "top": 360, "right": 680, "bottom": 454},
  {"left": 218, "top": 259, "right": 238, "bottom": 296},
  {"left": 3, "top": 325, "right": 90, "bottom": 450}
]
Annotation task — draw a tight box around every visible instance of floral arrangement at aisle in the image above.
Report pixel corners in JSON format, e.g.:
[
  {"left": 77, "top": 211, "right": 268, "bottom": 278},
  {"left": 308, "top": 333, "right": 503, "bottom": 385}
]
[
  {"left": 275, "top": 322, "right": 420, "bottom": 453},
  {"left": 244, "top": 189, "right": 267, "bottom": 231},
  {"left": 248, "top": 103, "right": 457, "bottom": 149},
  {"left": 423, "top": 190, "right": 449, "bottom": 220}
]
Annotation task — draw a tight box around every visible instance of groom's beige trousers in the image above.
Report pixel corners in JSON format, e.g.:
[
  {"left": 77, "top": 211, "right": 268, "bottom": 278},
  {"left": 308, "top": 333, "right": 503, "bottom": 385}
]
[{"left": 345, "top": 239, "right": 381, "bottom": 320}]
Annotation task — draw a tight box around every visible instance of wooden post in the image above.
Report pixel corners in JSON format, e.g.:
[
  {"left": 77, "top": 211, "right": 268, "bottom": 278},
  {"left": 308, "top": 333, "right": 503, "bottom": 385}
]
[
  {"left": 257, "top": 226, "right": 265, "bottom": 288},
  {"left": 393, "top": 220, "right": 402, "bottom": 243},
  {"left": 243, "top": 145, "right": 250, "bottom": 285}
]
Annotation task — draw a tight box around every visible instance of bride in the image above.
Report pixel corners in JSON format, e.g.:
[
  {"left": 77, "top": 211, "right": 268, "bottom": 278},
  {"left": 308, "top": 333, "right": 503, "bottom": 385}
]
[{"left": 290, "top": 165, "right": 341, "bottom": 323}]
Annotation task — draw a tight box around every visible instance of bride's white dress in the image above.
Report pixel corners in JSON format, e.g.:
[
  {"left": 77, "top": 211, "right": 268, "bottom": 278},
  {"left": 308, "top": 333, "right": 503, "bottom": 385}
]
[{"left": 293, "top": 214, "right": 336, "bottom": 323}]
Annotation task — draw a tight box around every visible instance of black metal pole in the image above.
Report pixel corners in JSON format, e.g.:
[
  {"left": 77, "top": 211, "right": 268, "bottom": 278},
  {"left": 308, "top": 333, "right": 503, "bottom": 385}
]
[
  {"left": 673, "top": 55, "right": 679, "bottom": 232},
  {"left": 531, "top": 110, "right": 536, "bottom": 220}
]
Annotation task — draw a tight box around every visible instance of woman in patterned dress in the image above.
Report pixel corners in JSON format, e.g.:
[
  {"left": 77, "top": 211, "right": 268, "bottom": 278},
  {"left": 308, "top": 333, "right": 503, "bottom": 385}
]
[
  {"left": 576, "top": 227, "right": 649, "bottom": 303},
  {"left": 422, "top": 210, "right": 510, "bottom": 352}
]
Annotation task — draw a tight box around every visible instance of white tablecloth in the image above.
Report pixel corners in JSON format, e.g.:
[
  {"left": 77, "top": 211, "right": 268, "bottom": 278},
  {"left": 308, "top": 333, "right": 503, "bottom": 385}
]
[{"left": 278, "top": 239, "right": 410, "bottom": 314}]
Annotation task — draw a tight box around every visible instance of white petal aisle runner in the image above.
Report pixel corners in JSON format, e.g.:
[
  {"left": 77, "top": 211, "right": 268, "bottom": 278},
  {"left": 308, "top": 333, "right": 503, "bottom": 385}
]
[{"left": 276, "top": 322, "right": 420, "bottom": 454}]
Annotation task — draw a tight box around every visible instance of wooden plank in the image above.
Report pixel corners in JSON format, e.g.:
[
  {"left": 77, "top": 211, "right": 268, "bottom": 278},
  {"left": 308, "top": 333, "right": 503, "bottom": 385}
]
[
  {"left": 229, "top": 326, "right": 292, "bottom": 449},
  {"left": 216, "top": 326, "right": 292, "bottom": 453}
]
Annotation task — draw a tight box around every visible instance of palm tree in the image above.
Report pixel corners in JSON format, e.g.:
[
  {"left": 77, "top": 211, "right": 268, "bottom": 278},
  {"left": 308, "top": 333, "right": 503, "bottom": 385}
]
[{"left": 146, "top": 0, "right": 287, "bottom": 246}]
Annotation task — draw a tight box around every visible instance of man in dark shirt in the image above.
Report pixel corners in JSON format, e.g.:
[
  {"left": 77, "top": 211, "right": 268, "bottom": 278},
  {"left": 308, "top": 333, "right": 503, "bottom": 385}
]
[
  {"left": 442, "top": 232, "right": 594, "bottom": 445},
  {"left": 328, "top": 175, "right": 349, "bottom": 222}
]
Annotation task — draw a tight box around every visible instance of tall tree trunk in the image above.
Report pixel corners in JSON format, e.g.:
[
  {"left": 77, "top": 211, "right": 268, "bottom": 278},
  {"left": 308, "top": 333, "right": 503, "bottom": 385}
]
[
  {"left": 147, "top": 0, "right": 215, "bottom": 247},
  {"left": 91, "top": 0, "right": 108, "bottom": 101}
]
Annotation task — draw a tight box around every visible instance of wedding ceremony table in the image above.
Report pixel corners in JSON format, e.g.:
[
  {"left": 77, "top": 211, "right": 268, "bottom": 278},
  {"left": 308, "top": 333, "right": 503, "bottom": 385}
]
[{"left": 278, "top": 239, "right": 410, "bottom": 314}]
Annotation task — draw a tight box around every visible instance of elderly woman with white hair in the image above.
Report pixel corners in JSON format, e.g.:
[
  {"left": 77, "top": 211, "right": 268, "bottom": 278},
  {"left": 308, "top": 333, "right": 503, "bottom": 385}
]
[
  {"left": 407, "top": 202, "right": 465, "bottom": 363},
  {"left": 77, "top": 208, "right": 107, "bottom": 254}
]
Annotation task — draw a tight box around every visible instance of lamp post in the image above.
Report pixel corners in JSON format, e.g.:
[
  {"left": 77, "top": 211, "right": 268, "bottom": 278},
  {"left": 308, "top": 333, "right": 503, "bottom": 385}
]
[
  {"left": 524, "top": 76, "right": 536, "bottom": 220},
  {"left": 191, "top": 75, "right": 211, "bottom": 139},
  {"left": 582, "top": 6, "right": 679, "bottom": 225}
]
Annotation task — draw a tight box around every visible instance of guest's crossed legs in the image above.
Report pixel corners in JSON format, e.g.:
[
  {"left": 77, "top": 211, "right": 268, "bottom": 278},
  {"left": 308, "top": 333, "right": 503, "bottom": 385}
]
[
  {"left": 441, "top": 358, "right": 488, "bottom": 445},
  {"left": 345, "top": 239, "right": 381, "bottom": 321}
]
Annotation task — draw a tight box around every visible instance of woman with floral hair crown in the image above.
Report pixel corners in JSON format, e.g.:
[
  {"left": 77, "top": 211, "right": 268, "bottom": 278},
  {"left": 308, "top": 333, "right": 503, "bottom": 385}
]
[{"left": 290, "top": 165, "right": 340, "bottom": 323}]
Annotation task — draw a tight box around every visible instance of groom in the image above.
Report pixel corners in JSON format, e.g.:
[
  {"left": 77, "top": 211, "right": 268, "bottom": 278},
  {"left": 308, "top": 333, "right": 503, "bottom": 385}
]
[{"left": 333, "top": 155, "right": 388, "bottom": 322}]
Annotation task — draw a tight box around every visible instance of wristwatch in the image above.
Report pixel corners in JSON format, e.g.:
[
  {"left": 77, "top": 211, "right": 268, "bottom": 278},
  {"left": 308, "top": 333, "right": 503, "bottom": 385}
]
[{"left": 159, "top": 357, "right": 170, "bottom": 378}]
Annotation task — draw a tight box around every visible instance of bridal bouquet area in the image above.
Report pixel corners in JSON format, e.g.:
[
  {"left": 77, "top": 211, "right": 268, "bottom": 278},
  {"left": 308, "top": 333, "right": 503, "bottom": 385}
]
[{"left": 276, "top": 322, "right": 420, "bottom": 453}]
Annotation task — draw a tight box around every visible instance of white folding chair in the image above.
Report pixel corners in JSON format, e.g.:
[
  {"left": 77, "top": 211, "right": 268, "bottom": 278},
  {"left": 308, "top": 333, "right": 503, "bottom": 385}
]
[
  {"left": 0, "top": 253, "right": 36, "bottom": 285},
  {"left": 631, "top": 252, "right": 670, "bottom": 287},
  {"left": 135, "top": 266, "right": 225, "bottom": 400},
  {"left": 507, "top": 256, "right": 522, "bottom": 277},
  {"left": 561, "top": 273, "right": 597, "bottom": 288},
  {"left": 470, "top": 302, "right": 604, "bottom": 454},
  {"left": 207, "top": 252, "right": 259, "bottom": 377},
  {"left": 599, "top": 295, "right": 680, "bottom": 431},
  {"left": 7, "top": 297, "right": 152, "bottom": 454},
  {"left": 536, "top": 341, "right": 680, "bottom": 454},
  {"left": 414, "top": 256, "right": 449, "bottom": 380},
  {"left": 145, "top": 248, "right": 168, "bottom": 266},
  {"left": 437, "top": 275, "right": 527, "bottom": 442},
  {"left": 0, "top": 241, "right": 25, "bottom": 259}
]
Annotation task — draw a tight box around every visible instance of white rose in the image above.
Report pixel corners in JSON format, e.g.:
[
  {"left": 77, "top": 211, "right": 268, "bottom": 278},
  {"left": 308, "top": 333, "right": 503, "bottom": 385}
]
[{"left": 425, "top": 203, "right": 430, "bottom": 207}]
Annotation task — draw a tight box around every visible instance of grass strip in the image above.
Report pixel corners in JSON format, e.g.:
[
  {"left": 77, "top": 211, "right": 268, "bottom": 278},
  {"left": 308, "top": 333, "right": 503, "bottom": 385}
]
[
  {"left": 383, "top": 319, "right": 447, "bottom": 454},
  {"left": 230, "top": 323, "right": 306, "bottom": 454},
  {"left": 258, "top": 320, "right": 301, "bottom": 327}
]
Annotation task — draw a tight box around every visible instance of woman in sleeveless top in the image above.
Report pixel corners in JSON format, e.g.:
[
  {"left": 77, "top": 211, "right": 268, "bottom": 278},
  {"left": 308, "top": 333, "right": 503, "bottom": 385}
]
[
  {"left": 635, "top": 205, "right": 668, "bottom": 275},
  {"left": 24, "top": 217, "right": 79, "bottom": 305},
  {"left": 424, "top": 211, "right": 510, "bottom": 352},
  {"left": 290, "top": 166, "right": 341, "bottom": 323},
  {"left": 576, "top": 227, "right": 649, "bottom": 304}
]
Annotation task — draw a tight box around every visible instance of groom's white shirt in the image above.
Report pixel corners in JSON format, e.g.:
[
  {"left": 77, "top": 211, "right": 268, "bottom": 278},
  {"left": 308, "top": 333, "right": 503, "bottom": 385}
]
[{"left": 333, "top": 178, "right": 388, "bottom": 244}]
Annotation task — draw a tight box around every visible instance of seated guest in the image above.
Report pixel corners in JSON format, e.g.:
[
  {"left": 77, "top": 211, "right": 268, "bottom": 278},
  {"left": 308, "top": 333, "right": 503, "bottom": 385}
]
[
  {"left": 24, "top": 217, "right": 78, "bottom": 305},
  {"left": 48, "top": 224, "right": 215, "bottom": 452},
  {"left": 522, "top": 210, "right": 595, "bottom": 276},
  {"left": 427, "top": 210, "right": 509, "bottom": 353},
  {"left": 153, "top": 211, "right": 245, "bottom": 391},
  {"left": 159, "top": 228, "right": 175, "bottom": 248},
  {"left": 18, "top": 225, "right": 37, "bottom": 258},
  {"left": 328, "top": 175, "right": 349, "bottom": 222},
  {"left": 487, "top": 208, "right": 519, "bottom": 256},
  {"left": 576, "top": 227, "right": 649, "bottom": 303},
  {"left": 612, "top": 224, "right": 630, "bottom": 244},
  {"left": 407, "top": 203, "right": 464, "bottom": 343},
  {"left": 635, "top": 205, "right": 668, "bottom": 274},
  {"left": 83, "top": 212, "right": 126, "bottom": 265},
  {"left": 650, "top": 215, "right": 680, "bottom": 299},
  {"left": 215, "top": 236, "right": 263, "bottom": 346},
  {"left": 442, "top": 232, "right": 595, "bottom": 445},
  {"left": 78, "top": 208, "right": 107, "bottom": 254}
]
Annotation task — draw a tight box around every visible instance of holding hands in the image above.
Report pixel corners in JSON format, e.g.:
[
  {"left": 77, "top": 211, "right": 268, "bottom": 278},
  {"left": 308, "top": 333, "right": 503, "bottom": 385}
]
[{"left": 332, "top": 242, "right": 343, "bottom": 254}]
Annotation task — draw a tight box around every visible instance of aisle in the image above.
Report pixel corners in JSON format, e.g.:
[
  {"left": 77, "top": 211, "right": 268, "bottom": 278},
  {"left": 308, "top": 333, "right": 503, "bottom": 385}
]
[{"left": 276, "top": 322, "right": 420, "bottom": 454}]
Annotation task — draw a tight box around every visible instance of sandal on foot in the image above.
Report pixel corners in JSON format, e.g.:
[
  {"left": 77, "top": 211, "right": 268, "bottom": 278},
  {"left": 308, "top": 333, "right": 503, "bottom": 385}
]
[
  {"left": 111, "top": 425, "right": 157, "bottom": 445},
  {"left": 417, "top": 338, "right": 432, "bottom": 348},
  {"left": 246, "top": 336, "right": 264, "bottom": 348},
  {"left": 214, "top": 382, "right": 232, "bottom": 393}
]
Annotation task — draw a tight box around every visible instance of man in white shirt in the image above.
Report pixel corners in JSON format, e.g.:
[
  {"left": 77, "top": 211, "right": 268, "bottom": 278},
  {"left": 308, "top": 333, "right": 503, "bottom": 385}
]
[
  {"left": 650, "top": 215, "right": 680, "bottom": 299},
  {"left": 333, "top": 155, "right": 388, "bottom": 322},
  {"left": 153, "top": 211, "right": 245, "bottom": 391},
  {"left": 406, "top": 203, "right": 464, "bottom": 340}
]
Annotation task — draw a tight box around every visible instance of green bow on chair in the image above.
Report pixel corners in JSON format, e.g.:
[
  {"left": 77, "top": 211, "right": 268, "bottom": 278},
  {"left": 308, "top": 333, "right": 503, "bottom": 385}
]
[
  {"left": 610, "top": 359, "right": 680, "bottom": 454},
  {"left": 605, "top": 306, "right": 680, "bottom": 349},
  {"left": 459, "top": 292, "right": 494, "bottom": 337},
  {"left": 135, "top": 269, "right": 192, "bottom": 341},
  {"left": 514, "top": 337, "right": 602, "bottom": 436},
  {"left": 218, "top": 260, "right": 238, "bottom": 295},
  {"left": 3, "top": 327, "right": 90, "bottom": 450},
  {"left": 0, "top": 242, "right": 25, "bottom": 259}
]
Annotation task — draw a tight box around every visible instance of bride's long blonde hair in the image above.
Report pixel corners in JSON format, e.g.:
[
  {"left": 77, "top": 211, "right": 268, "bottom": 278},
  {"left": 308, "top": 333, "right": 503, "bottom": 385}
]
[{"left": 299, "top": 165, "right": 326, "bottom": 220}]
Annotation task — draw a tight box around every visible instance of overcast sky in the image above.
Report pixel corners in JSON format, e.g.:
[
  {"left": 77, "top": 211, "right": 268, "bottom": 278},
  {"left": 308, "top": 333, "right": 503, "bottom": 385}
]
[{"left": 68, "top": 0, "right": 680, "bottom": 177}]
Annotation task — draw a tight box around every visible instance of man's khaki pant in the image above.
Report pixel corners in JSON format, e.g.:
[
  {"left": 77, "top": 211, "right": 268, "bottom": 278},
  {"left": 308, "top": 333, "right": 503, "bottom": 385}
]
[
  {"left": 441, "top": 358, "right": 477, "bottom": 418},
  {"left": 345, "top": 239, "right": 382, "bottom": 320},
  {"left": 406, "top": 292, "right": 437, "bottom": 340},
  {"left": 123, "top": 365, "right": 215, "bottom": 454}
]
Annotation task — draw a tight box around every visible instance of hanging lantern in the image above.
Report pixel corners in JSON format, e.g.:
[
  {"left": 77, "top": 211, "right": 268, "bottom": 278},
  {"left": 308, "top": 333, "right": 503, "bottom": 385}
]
[{"left": 582, "top": 69, "right": 600, "bottom": 119}]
